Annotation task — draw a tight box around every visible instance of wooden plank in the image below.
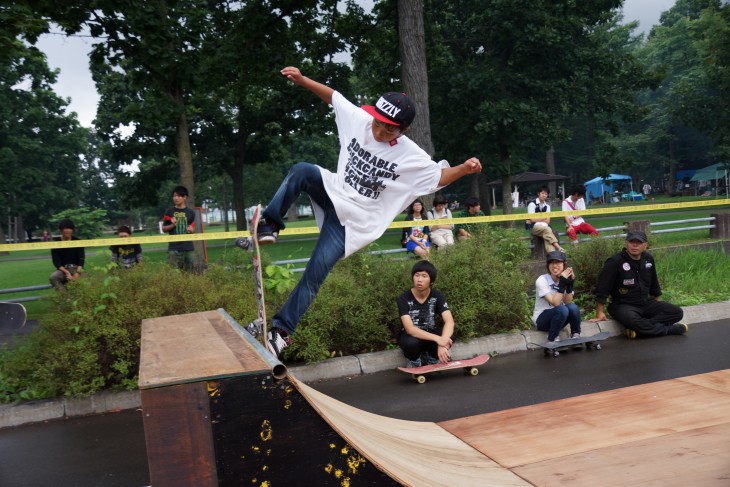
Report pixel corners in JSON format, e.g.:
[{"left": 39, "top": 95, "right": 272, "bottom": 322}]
[
  {"left": 141, "top": 382, "right": 217, "bottom": 487},
  {"left": 439, "top": 375, "right": 730, "bottom": 468},
  {"left": 291, "top": 376, "right": 530, "bottom": 487},
  {"left": 513, "top": 423, "right": 730, "bottom": 486},
  {"left": 679, "top": 368, "right": 730, "bottom": 394},
  {"left": 139, "top": 310, "right": 268, "bottom": 388}
]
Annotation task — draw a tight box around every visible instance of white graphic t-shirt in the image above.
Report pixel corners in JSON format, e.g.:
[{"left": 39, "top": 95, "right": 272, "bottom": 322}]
[
  {"left": 562, "top": 197, "right": 586, "bottom": 227},
  {"left": 317, "top": 91, "right": 444, "bottom": 257}
]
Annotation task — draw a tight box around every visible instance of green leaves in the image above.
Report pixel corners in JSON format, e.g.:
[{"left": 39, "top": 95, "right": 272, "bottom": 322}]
[{"left": 264, "top": 263, "right": 296, "bottom": 295}]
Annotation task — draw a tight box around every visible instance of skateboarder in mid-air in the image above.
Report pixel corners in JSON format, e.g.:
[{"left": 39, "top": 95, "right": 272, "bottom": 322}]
[
  {"left": 396, "top": 261, "right": 454, "bottom": 368},
  {"left": 240, "top": 66, "right": 482, "bottom": 358},
  {"left": 532, "top": 251, "right": 581, "bottom": 342}
]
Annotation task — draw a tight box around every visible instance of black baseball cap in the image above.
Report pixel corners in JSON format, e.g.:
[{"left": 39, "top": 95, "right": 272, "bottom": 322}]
[
  {"left": 546, "top": 251, "right": 567, "bottom": 263},
  {"left": 361, "top": 92, "right": 416, "bottom": 129},
  {"left": 626, "top": 230, "right": 648, "bottom": 242}
]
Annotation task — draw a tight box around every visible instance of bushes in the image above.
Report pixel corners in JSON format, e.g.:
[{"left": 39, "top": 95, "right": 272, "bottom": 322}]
[
  {"left": 0, "top": 261, "right": 257, "bottom": 403},
  {"left": 288, "top": 226, "right": 534, "bottom": 361},
  {"left": 10, "top": 227, "right": 725, "bottom": 402}
]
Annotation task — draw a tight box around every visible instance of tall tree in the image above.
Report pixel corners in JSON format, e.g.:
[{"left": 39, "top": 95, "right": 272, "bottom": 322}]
[
  {"left": 427, "top": 0, "right": 652, "bottom": 213},
  {"left": 0, "top": 36, "right": 87, "bottom": 242},
  {"left": 625, "top": 0, "right": 723, "bottom": 193},
  {"left": 87, "top": 0, "right": 208, "bottom": 208},
  {"left": 190, "top": 0, "right": 358, "bottom": 229}
]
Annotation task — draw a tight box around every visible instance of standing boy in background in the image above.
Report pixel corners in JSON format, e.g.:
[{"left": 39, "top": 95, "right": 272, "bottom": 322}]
[{"left": 162, "top": 186, "right": 196, "bottom": 271}]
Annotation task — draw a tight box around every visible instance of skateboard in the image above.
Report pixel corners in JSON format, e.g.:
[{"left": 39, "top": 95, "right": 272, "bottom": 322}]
[
  {"left": 531, "top": 331, "right": 610, "bottom": 358},
  {"left": 234, "top": 205, "right": 273, "bottom": 355},
  {"left": 0, "top": 302, "right": 27, "bottom": 328},
  {"left": 397, "top": 354, "right": 490, "bottom": 383}
]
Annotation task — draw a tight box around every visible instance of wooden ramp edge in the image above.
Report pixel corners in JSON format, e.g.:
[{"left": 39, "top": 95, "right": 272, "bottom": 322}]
[
  {"left": 289, "top": 374, "right": 529, "bottom": 487},
  {"left": 138, "top": 309, "right": 284, "bottom": 389}
]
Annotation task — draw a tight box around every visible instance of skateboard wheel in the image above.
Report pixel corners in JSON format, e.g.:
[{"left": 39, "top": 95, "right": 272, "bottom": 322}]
[
  {"left": 595, "top": 344, "right": 602, "bottom": 350},
  {"left": 416, "top": 375, "right": 426, "bottom": 384},
  {"left": 468, "top": 367, "right": 479, "bottom": 376},
  {"left": 552, "top": 351, "right": 560, "bottom": 358}
]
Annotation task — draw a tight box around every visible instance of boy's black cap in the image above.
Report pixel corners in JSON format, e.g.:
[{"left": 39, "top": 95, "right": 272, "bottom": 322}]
[
  {"left": 626, "top": 230, "right": 648, "bottom": 242},
  {"left": 362, "top": 92, "right": 416, "bottom": 129}
]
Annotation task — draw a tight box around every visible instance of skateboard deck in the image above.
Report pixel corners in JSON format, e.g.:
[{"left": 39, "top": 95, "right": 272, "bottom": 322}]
[
  {"left": 235, "top": 205, "right": 274, "bottom": 356},
  {"left": 531, "top": 331, "right": 610, "bottom": 357},
  {"left": 0, "top": 302, "right": 27, "bottom": 328},
  {"left": 397, "top": 354, "right": 490, "bottom": 383}
]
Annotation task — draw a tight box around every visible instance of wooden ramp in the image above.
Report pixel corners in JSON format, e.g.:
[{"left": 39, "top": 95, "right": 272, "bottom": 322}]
[
  {"left": 440, "top": 369, "right": 730, "bottom": 486},
  {"left": 139, "top": 309, "right": 730, "bottom": 486}
]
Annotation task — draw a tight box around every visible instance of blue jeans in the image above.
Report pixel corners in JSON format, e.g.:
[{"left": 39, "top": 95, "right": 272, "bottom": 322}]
[
  {"left": 263, "top": 163, "right": 346, "bottom": 335},
  {"left": 536, "top": 303, "right": 582, "bottom": 341}
]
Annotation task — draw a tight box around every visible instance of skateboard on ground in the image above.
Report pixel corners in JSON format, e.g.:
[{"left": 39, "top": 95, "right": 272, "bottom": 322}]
[
  {"left": 397, "top": 354, "right": 490, "bottom": 383},
  {"left": 0, "top": 302, "right": 27, "bottom": 328},
  {"left": 531, "top": 331, "right": 610, "bottom": 358},
  {"left": 235, "top": 205, "right": 274, "bottom": 356}
]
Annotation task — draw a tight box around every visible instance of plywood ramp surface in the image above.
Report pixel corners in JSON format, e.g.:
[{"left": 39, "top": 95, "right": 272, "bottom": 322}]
[
  {"left": 439, "top": 369, "right": 730, "bottom": 486},
  {"left": 512, "top": 423, "right": 730, "bottom": 486},
  {"left": 291, "top": 376, "right": 530, "bottom": 487},
  {"left": 139, "top": 310, "right": 268, "bottom": 389}
]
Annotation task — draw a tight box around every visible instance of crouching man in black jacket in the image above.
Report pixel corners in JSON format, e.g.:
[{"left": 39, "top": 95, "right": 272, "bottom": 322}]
[{"left": 590, "top": 231, "right": 687, "bottom": 339}]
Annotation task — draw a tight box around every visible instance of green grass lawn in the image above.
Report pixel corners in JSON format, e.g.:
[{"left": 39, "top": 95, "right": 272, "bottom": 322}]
[{"left": 2, "top": 196, "right": 728, "bottom": 320}]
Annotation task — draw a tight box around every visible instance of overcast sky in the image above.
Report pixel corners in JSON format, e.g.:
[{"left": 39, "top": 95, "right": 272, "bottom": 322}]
[{"left": 35, "top": 0, "right": 677, "bottom": 128}]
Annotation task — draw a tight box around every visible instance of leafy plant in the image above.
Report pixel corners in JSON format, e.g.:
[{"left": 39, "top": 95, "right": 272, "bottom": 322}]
[{"left": 0, "top": 261, "right": 257, "bottom": 403}]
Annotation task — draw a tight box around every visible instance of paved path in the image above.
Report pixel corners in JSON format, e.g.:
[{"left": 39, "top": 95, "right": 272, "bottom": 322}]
[{"left": 0, "top": 318, "right": 727, "bottom": 486}]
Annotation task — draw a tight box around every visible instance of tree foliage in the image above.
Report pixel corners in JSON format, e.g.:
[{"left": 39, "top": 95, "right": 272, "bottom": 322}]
[{"left": 0, "top": 30, "right": 87, "bottom": 239}]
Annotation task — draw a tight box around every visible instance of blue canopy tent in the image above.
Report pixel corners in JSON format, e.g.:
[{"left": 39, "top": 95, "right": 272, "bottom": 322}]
[
  {"left": 690, "top": 163, "right": 729, "bottom": 197},
  {"left": 584, "top": 174, "right": 633, "bottom": 203}
]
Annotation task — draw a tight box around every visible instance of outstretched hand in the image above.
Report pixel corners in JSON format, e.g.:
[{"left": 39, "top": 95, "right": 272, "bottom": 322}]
[
  {"left": 281, "top": 66, "right": 304, "bottom": 85},
  {"left": 462, "top": 157, "right": 482, "bottom": 174}
]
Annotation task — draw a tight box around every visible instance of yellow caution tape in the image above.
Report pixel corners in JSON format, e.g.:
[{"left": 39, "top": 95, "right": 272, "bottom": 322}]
[{"left": 1, "top": 198, "right": 727, "bottom": 252}]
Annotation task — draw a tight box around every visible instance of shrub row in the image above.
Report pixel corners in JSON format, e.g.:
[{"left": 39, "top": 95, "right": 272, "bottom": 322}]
[{"left": 2, "top": 229, "right": 726, "bottom": 403}]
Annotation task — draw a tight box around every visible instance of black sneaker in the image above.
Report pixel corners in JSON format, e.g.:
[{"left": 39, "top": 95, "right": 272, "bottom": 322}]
[
  {"left": 267, "top": 328, "right": 291, "bottom": 358},
  {"left": 670, "top": 322, "right": 689, "bottom": 335},
  {"left": 234, "top": 236, "right": 253, "bottom": 251},
  {"left": 244, "top": 319, "right": 263, "bottom": 338},
  {"left": 422, "top": 354, "right": 440, "bottom": 366},
  {"left": 257, "top": 218, "right": 278, "bottom": 244}
]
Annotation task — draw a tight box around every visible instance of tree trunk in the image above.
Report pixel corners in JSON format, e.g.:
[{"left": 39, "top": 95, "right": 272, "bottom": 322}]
[
  {"left": 175, "top": 109, "right": 203, "bottom": 265},
  {"left": 398, "top": 0, "right": 435, "bottom": 157},
  {"left": 477, "top": 173, "right": 491, "bottom": 216},
  {"left": 667, "top": 135, "right": 677, "bottom": 196},
  {"left": 398, "top": 0, "right": 436, "bottom": 212},
  {"left": 232, "top": 128, "right": 248, "bottom": 231},
  {"left": 546, "top": 146, "right": 556, "bottom": 197},
  {"left": 499, "top": 142, "right": 513, "bottom": 215},
  {"left": 232, "top": 161, "right": 246, "bottom": 231},
  {"left": 222, "top": 177, "right": 230, "bottom": 232}
]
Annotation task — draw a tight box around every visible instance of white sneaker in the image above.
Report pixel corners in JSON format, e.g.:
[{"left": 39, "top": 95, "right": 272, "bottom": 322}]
[
  {"left": 571, "top": 333, "right": 581, "bottom": 339},
  {"left": 267, "top": 328, "right": 290, "bottom": 359}
]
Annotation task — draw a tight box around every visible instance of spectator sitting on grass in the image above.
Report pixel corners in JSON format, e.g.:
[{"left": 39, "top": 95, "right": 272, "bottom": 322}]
[{"left": 455, "top": 196, "right": 485, "bottom": 241}]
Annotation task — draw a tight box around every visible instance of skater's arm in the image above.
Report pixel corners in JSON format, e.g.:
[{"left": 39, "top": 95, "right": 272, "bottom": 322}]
[
  {"left": 281, "top": 66, "right": 334, "bottom": 104},
  {"left": 438, "top": 157, "right": 482, "bottom": 186}
]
